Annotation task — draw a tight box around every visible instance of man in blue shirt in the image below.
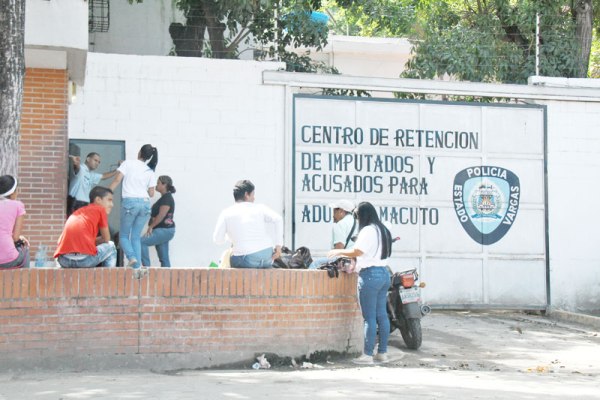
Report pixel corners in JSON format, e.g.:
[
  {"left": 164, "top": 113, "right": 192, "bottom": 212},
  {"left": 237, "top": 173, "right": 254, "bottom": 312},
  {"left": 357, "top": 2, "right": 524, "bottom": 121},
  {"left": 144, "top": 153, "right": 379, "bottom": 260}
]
[
  {"left": 68, "top": 152, "right": 119, "bottom": 215},
  {"left": 330, "top": 199, "right": 357, "bottom": 249},
  {"left": 309, "top": 199, "right": 357, "bottom": 269}
]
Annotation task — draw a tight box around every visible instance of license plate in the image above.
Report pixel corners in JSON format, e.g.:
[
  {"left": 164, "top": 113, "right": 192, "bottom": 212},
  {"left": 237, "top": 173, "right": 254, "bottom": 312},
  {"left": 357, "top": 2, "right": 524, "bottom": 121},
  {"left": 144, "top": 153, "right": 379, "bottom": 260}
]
[{"left": 400, "top": 287, "right": 420, "bottom": 304}]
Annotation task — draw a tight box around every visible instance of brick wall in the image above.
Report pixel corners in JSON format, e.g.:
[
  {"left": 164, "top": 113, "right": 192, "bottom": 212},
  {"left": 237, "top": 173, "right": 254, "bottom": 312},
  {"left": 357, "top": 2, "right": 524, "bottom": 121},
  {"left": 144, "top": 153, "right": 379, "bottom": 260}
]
[
  {"left": 0, "top": 268, "right": 362, "bottom": 371},
  {"left": 18, "top": 68, "right": 69, "bottom": 253}
]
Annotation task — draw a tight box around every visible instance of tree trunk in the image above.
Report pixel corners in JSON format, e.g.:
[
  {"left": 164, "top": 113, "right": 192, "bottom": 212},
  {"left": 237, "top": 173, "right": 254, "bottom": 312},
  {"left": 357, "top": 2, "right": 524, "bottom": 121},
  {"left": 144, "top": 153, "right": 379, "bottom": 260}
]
[
  {"left": 495, "top": 1, "right": 531, "bottom": 59},
  {"left": 169, "top": 4, "right": 206, "bottom": 57},
  {"left": 202, "top": 3, "right": 229, "bottom": 59},
  {"left": 0, "top": 0, "right": 25, "bottom": 176},
  {"left": 573, "top": 0, "right": 593, "bottom": 78}
]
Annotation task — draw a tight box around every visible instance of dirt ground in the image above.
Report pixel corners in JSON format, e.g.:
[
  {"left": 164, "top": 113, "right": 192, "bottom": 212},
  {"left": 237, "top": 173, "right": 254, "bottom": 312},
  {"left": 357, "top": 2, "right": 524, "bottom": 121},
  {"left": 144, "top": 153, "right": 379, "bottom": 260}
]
[
  {"left": 399, "top": 310, "right": 600, "bottom": 376},
  {"left": 1, "top": 310, "right": 599, "bottom": 400}
]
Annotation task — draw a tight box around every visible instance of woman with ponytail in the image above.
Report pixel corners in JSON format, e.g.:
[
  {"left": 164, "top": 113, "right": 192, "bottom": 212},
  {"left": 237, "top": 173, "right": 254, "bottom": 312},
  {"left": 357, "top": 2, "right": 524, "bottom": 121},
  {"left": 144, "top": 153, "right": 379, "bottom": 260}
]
[
  {"left": 110, "top": 144, "right": 158, "bottom": 269},
  {"left": 328, "top": 201, "right": 393, "bottom": 365},
  {"left": 141, "top": 175, "right": 176, "bottom": 267}
]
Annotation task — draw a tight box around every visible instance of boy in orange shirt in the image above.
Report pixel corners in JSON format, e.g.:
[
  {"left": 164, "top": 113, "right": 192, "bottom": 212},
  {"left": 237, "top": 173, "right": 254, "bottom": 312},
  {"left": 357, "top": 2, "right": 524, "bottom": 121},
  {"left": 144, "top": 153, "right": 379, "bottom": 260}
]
[{"left": 55, "top": 186, "right": 117, "bottom": 268}]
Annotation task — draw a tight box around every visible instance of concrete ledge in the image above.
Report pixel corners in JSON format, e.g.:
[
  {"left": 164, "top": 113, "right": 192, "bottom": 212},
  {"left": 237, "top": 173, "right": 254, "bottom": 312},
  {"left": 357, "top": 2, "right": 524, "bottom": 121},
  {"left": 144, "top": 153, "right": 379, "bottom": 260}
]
[{"left": 548, "top": 309, "right": 600, "bottom": 330}]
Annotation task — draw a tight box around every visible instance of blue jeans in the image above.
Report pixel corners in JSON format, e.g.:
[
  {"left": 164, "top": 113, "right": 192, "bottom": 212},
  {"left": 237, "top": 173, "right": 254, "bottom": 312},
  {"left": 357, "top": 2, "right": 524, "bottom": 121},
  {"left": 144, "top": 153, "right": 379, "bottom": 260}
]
[
  {"left": 358, "top": 266, "right": 391, "bottom": 356},
  {"left": 0, "top": 244, "right": 30, "bottom": 269},
  {"left": 308, "top": 256, "right": 335, "bottom": 270},
  {"left": 120, "top": 198, "right": 151, "bottom": 269},
  {"left": 58, "top": 242, "right": 117, "bottom": 268},
  {"left": 141, "top": 227, "right": 175, "bottom": 267},
  {"left": 230, "top": 247, "right": 273, "bottom": 269}
]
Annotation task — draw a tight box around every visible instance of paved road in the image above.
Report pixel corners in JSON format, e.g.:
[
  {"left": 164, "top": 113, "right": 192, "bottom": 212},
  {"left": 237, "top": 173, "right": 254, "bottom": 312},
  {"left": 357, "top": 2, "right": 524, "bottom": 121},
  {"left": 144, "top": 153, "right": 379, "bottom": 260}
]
[{"left": 1, "top": 311, "right": 599, "bottom": 400}]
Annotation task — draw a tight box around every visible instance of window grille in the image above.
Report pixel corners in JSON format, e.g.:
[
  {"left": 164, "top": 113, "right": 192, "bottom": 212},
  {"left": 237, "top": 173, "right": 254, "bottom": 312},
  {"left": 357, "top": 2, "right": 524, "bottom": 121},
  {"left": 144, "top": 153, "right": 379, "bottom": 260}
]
[{"left": 89, "top": 0, "right": 109, "bottom": 33}]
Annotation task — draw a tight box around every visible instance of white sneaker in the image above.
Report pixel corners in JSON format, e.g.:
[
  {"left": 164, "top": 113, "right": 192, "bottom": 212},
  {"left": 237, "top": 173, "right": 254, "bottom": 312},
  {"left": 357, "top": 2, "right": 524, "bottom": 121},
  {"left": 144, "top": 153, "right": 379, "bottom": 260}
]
[
  {"left": 352, "top": 354, "right": 374, "bottom": 365},
  {"left": 373, "top": 353, "right": 389, "bottom": 363}
]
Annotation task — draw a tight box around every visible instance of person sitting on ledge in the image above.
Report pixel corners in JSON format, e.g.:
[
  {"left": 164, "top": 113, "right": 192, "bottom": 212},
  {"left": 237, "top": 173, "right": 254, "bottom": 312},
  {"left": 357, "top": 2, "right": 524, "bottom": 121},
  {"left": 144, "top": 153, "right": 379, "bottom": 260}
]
[
  {"left": 54, "top": 186, "right": 117, "bottom": 268},
  {"left": 212, "top": 179, "right": 283, "bottom": 268},
  {"left": 0, "top": 175, "right": 30, "bottom": 269}
]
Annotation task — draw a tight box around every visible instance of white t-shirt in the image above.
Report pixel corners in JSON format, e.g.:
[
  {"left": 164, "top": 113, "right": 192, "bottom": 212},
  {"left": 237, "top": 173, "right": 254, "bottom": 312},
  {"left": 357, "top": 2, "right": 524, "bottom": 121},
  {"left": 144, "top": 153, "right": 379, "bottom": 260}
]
[
  {"left": 353, "top": 224, "right": 389, "bottom": 273},
  {"left": 117, "top": 159, "right": 155, "bottom": 198},
  {"left": 213, "top": 202, "right": 283, "bottom": 256}
]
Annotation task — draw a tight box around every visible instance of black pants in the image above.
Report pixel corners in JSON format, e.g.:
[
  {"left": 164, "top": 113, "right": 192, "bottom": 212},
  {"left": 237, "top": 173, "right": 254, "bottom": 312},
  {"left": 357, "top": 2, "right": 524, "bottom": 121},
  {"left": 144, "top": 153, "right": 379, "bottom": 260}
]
[{"left": 68, "top": 197, "right": 89, "bottom": 216}]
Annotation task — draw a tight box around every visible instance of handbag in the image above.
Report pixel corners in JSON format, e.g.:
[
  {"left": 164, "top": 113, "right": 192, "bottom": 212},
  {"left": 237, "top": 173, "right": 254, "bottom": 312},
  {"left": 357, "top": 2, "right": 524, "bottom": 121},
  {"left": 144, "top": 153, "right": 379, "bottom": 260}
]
[
  {"left": 319, "top": 256, "right": 355, "bottom": 277},
  {"left": 273, "top": 247, "right": 293, "bottom": 269},
  {"left": 288, "top": 246, "right": 312, "bottom": 269}
]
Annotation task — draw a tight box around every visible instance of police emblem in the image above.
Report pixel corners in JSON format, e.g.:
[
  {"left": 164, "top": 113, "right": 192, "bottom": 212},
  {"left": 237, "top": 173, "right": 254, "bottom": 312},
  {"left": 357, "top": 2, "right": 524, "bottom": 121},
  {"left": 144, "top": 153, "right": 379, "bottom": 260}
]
[{"left": 453, "top": 166, "right": 520, "bottom": 245}]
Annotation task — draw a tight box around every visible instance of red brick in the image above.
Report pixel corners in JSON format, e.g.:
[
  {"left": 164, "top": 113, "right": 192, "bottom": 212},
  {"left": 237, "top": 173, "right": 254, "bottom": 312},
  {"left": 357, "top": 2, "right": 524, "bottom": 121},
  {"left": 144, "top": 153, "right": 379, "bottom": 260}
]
[
  {"left": 192, "top": 270, "right": 200, "bottom": 297},
  {"left": 0, "top": 269, "right": 361, "bottom": 367},
  {"left": 233, "top": 269, "right": 242, "bottom": 296}
]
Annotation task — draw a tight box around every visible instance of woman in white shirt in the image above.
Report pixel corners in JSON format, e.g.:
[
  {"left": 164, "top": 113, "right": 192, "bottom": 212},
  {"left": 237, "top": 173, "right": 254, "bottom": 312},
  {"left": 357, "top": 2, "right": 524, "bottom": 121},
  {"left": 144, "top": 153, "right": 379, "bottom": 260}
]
[
  {"left": 328, "top": 201, "right": 393, "bottom": 365},
  {"left": 110, "top": 144, "right": 157, "bottom": 269}
]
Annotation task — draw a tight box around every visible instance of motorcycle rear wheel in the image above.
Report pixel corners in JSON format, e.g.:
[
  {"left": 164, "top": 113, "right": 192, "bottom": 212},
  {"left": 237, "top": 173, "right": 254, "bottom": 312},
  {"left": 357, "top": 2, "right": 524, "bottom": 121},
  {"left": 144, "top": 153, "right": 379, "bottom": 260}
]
[{"left": 400, "top": 318, "right": 422, "bottom": 350}]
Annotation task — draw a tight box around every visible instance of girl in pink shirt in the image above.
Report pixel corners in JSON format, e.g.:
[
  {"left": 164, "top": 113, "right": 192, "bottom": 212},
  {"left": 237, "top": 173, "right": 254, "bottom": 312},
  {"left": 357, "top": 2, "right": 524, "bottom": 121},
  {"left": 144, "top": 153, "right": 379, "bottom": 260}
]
[{"left": 0, "top": 175, "right": 30, "bottom": 269}]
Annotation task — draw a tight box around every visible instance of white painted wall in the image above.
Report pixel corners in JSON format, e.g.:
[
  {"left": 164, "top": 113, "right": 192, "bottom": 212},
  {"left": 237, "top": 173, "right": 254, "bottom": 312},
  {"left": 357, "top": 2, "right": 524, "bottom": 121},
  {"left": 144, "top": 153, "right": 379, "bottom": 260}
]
[
  {"left": 25, "top": 0, "right": 88, "bottom": 84},
  {"left": 90, "top": 0, "right": 184, "bottom": 56},
  {"left": 292, "top": 96, "right": 547, "bottom": 308},
  {"left": 292, "top": 35, "right": 412, "bottom": 79},
  {"left": 540, "top": 99, "right": 600, "bottom": 313},
  {"left": 25, "top": 0, "right": 88, "bottom": 51},
  {"left": 267, "top": 71, "right": 600, "bottom": 313},
  {"left": 69, "top": 53, "right": 286, "bottom": 267},
  {"left": 70, "top": 53, "right": 600, "bottom": 312}
]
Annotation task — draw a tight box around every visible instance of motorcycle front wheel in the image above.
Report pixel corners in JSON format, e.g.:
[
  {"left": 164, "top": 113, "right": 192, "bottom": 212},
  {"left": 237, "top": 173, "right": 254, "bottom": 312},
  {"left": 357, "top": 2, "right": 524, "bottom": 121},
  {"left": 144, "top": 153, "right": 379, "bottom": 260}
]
[{"left": 400, "top": 317, "right": 422, "bottom": 350}]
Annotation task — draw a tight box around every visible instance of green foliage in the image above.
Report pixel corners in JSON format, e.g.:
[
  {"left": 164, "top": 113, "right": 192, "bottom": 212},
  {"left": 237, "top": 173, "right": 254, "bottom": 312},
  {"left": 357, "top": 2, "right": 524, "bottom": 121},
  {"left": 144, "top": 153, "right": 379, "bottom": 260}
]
[
  {"left": 324, "top": 0, "right": 417, "bottom": 37},
  {"left": 591, "top": 31, "right": 600, "bottom": 78},
  {"left": 405, "top": 1, "right": 582, "bottom": 83},
  {"left": 131, "top": 0, "right": 329, "bottom": 64},
  {"left": 328, "top": 0, "right": 590, "bottom": 83},
  {"left": 251, "top": 5, "right": 330, "bottom": 64},
  {"left": 177, "top": 0, "right": 330, "bottom": 63},
  {"left": 130, "top": 0, "right": 374, "bottom": 96}
]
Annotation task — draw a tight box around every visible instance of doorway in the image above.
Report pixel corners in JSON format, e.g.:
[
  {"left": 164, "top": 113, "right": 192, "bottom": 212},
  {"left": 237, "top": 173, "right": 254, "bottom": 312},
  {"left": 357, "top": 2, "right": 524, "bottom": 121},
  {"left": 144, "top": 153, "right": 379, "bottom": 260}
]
[{"left": 68, "top": 139, "right": 125, "bottom": 238}]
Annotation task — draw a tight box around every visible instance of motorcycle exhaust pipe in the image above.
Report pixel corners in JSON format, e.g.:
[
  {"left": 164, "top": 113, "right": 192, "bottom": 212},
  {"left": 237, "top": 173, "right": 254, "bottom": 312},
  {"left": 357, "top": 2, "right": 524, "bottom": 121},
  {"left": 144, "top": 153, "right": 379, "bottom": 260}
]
[{"left": 421, "top": 305, "right": 431, "bottom": 316}]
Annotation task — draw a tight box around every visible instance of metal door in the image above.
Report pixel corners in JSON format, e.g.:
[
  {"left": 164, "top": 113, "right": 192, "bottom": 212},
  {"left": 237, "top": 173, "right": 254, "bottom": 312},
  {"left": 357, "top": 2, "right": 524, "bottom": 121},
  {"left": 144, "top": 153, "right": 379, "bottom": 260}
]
[{"left": 68, "top": 139, "right": 125, "bottom": 237}]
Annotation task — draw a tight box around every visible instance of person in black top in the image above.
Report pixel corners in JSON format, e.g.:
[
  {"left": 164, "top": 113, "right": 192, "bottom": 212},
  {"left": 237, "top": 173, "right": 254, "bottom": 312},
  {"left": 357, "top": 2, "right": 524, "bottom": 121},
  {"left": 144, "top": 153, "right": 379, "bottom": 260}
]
[{"left": 141, "top": 175, "right": 176, "bottom": 267}]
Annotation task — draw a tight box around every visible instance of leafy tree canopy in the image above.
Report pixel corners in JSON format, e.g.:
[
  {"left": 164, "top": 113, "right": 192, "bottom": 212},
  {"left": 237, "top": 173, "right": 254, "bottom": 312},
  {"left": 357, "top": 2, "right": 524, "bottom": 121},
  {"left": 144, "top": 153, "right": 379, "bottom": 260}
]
[
  {"left": 326, "top": 0, "right": 598, "bottom": 82},
  {"left": 130, "top": 0, "right": 331, "bottom": 72}
]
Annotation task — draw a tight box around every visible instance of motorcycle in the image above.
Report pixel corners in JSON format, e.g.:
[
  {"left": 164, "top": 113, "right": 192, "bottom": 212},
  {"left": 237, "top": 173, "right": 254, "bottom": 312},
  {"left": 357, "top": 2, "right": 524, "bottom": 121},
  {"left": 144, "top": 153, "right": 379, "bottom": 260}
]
[
  {"left": 386, "top": 267, "right": 429, "bottom": 350},
  {"left": 318, "top": 256, "right": 429, "bottom": 350}
]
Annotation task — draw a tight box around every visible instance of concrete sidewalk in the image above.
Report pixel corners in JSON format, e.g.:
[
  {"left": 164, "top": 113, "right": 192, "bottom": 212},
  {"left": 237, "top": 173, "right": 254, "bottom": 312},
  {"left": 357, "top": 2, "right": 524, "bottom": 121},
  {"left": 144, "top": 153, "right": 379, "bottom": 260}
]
[
  {"left": 549, "top": 309, "right": 600, "bottom": 330},
  {"left": 1, "top": 310, "right": 598, "bottom": 400}
]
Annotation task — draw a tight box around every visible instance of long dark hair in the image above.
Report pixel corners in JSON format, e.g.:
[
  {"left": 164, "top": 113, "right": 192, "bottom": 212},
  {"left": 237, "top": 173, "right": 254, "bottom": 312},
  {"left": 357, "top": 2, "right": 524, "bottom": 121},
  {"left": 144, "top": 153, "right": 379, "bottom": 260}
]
[
  {"left": 355, "top": 201, "right": 392, "bottom": 259},
  {"left": 140, "top": 144, "right": 158, "bottom": 171}
]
